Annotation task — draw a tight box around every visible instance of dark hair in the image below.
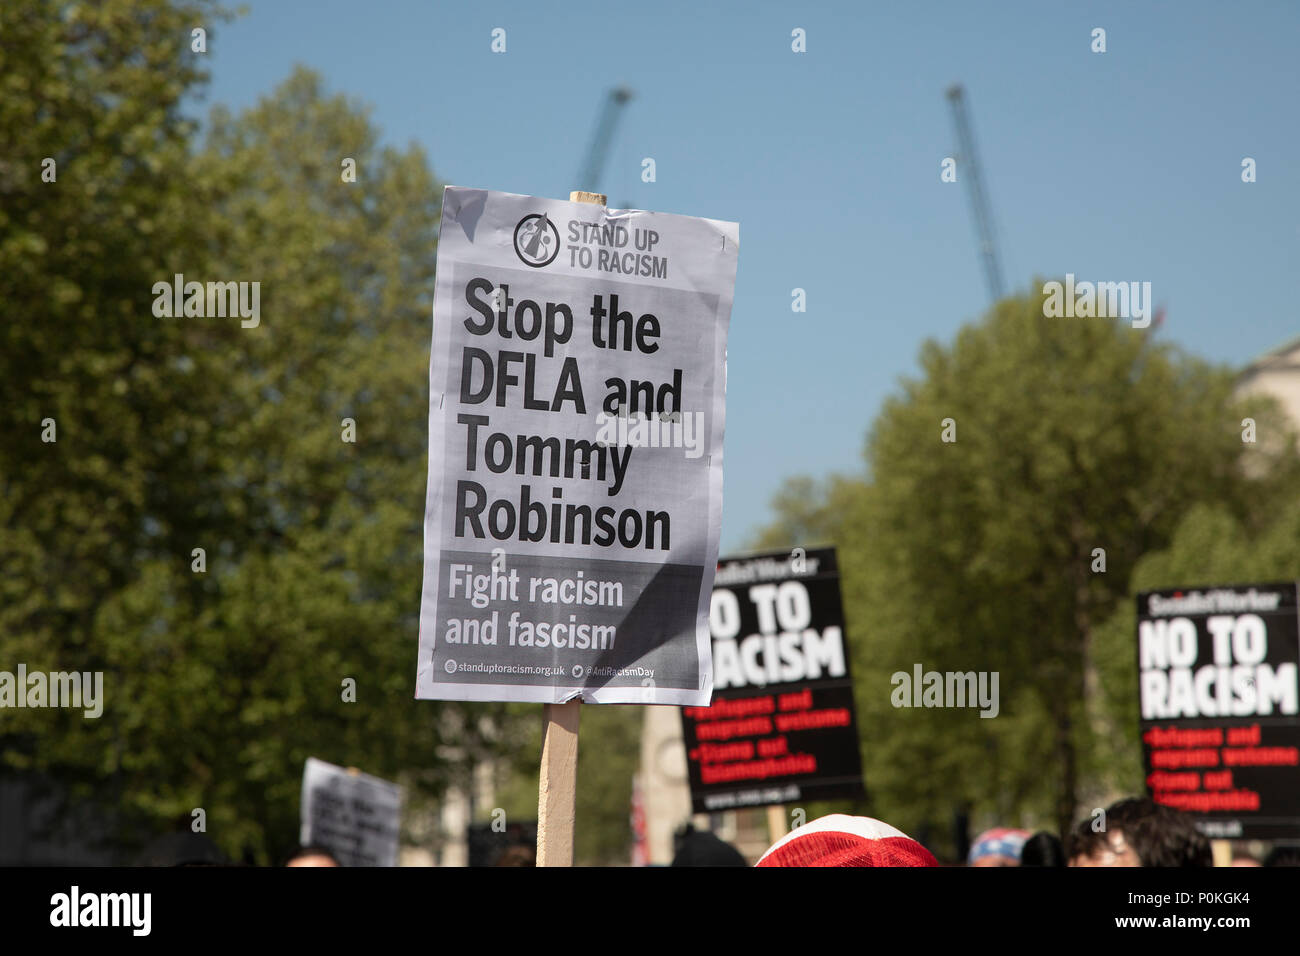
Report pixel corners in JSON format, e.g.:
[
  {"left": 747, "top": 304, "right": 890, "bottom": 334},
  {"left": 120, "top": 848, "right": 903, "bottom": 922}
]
[
  {"left": 1263, "top": 845, "right": 1300, "bottom": 867},
  {"left": 283, "top": 844, "right": 341, "bottom": 866},
  {"left": 136, "top": 831, "right": 229, "bottom": 867},
  {"left": 496, "top": 844, "right": 536, "bottom": 867},
  {"left": 1067, "top": 798, "right": 1211, "bottom": 867},
  {"left": 1020, "top": 831, "right": 1066, "bottom": 867},
  {"left": 671, "top": 824, "right": 747, "bottom": 867}
]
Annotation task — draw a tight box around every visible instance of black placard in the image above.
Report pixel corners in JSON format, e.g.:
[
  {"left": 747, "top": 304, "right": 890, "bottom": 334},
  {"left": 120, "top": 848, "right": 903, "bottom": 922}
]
[
  {"left": 1137, "top": 582, "right": 1300, "bottom": 839},
  {"left": 681, "top": 547, "right": 865, "bottom": 813}
]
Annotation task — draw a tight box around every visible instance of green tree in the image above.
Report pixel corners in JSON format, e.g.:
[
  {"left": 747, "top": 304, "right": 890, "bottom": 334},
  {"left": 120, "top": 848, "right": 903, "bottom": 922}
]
[
  {"left": 1, "top": 0, "right": 238, "bottom": 842},
  {"left": 749, "top": 475, "right": 867, "bottom": 552},
  {"left": 754, "top": 292, "right": 1299, "bottom": 843},
  {"left": 1, "top": 0, "right": 535, "bottom": 863}
]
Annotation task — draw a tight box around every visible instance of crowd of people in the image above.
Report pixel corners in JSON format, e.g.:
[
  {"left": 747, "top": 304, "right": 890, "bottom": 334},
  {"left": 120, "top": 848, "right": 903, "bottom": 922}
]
[
  {"left": 133, "top": 795, "right": 1298, "bottom": 867},
  {"left": 671, "top": 797, "right": 1300, "bottom": 868}
]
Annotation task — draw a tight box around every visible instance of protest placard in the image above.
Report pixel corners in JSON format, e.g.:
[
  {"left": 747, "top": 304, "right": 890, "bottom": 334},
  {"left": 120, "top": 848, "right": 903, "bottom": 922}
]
[
  {"left": 1138, "top": 582, "right": 1300, "bottom": 839},
  {"left": 681, "top": 547, "right": 866, "bottom": 813},
  {"left": 416, "top": 187, "right": 739, "bottom": 707},
  {"left": 299, "top": 758, "right": 403, "bottom": 867}
]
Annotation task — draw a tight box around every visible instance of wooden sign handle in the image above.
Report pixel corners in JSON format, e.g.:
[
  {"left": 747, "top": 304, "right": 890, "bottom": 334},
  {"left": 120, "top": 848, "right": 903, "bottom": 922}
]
[
  {"left": 767, "top": 804, "right": 789, "bottom": 843},
  {"left": 537, "top": 698, "right": 582, "bottom": 866},
  {"left": 535, "top": 189, "right": 606, "bottom": 867}
]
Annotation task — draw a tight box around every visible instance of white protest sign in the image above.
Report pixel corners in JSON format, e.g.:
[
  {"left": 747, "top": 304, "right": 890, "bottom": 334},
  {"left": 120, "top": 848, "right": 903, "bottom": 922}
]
[
  {"left": 299, "top": 758, "right": 402, "bottom": 867},
  {"left": 417, "top": 187, "right": 738, "bottom": 706}
]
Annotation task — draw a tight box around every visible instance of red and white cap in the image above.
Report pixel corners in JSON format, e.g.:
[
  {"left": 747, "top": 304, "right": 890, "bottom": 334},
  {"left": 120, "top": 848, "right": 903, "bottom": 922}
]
[{"left": 756, "top": 814, "right": 938, "bottom": 867}]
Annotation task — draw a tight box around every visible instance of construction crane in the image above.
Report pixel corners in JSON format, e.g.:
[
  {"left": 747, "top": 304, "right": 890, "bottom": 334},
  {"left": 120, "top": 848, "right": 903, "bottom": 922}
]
[
  {"left": 576, "top": 86, "right": 633, "bottom": 196},
  {"left": 946, "top": 84, "right": 1005, "bottom": 305}
]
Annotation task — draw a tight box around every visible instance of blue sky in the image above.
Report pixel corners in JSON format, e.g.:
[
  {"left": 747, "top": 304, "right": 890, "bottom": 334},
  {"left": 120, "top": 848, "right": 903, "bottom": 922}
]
[{"left": 204, "top": 0, "right": 1300, "bottom": 551}]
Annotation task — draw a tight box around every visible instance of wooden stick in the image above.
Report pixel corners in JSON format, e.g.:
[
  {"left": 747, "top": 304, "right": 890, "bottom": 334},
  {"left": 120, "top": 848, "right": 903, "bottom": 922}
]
[
  {"left": 535, "top": 188, "right": 606, "bottom": 867},
  {"left": 767, "top": 804, "right": 789, "bottom": 843},
  {"left": 537, "top": 699, "right": 582, "bottom": 866},
  {"left": 1210, "top": 838, "right": 1232, "bottom": 867}
]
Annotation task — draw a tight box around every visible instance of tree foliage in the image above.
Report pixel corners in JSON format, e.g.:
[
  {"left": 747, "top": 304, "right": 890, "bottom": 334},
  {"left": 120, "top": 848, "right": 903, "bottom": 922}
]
[
  {"left": 1, "top": 1, "right": 536, "bottom": 864},
  {"left": 755, "top": 293, "right": 1299, "bottom": 846}
]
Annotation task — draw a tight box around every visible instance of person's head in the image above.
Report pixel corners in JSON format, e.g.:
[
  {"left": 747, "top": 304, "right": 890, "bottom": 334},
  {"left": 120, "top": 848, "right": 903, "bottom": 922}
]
[
  {"left": 284, "top": 844, "right": 341, "bottom": 867},
  {"left": 671, "top": 825, "right": 746, "bottom": 867},
  {"left": 1263, "top": 845, "right": 1300, "bottom": 867},
  {"left": 496, "top": 844, "right": 536, "bottom": 867},
  {"left": 968, "top": 827, "right": 1030, "bottom": 866},
  {"left": 1067, "top": 798, "right": 1210, "bottom": 868},
  {"left": 756, "top": 814, "right": 937, "bottom": 867},
  {"left": 136, "top": 831, "right": 229, "bottom": 867},
  {"left": 1020, "top": 831, "right": 1066, "bottom": 867}
]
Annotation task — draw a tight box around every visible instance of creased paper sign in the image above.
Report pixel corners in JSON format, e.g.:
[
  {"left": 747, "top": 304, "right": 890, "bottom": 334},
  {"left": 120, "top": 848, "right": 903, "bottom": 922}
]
[{"left": 417, "top": 187, "right": 739, "bottom": 706}]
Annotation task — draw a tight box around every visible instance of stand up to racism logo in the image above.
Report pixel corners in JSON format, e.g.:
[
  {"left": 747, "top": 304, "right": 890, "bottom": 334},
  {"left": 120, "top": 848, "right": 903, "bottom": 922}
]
[{"left": 514, "top": 213, "right": 561, "bottom": 268}]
